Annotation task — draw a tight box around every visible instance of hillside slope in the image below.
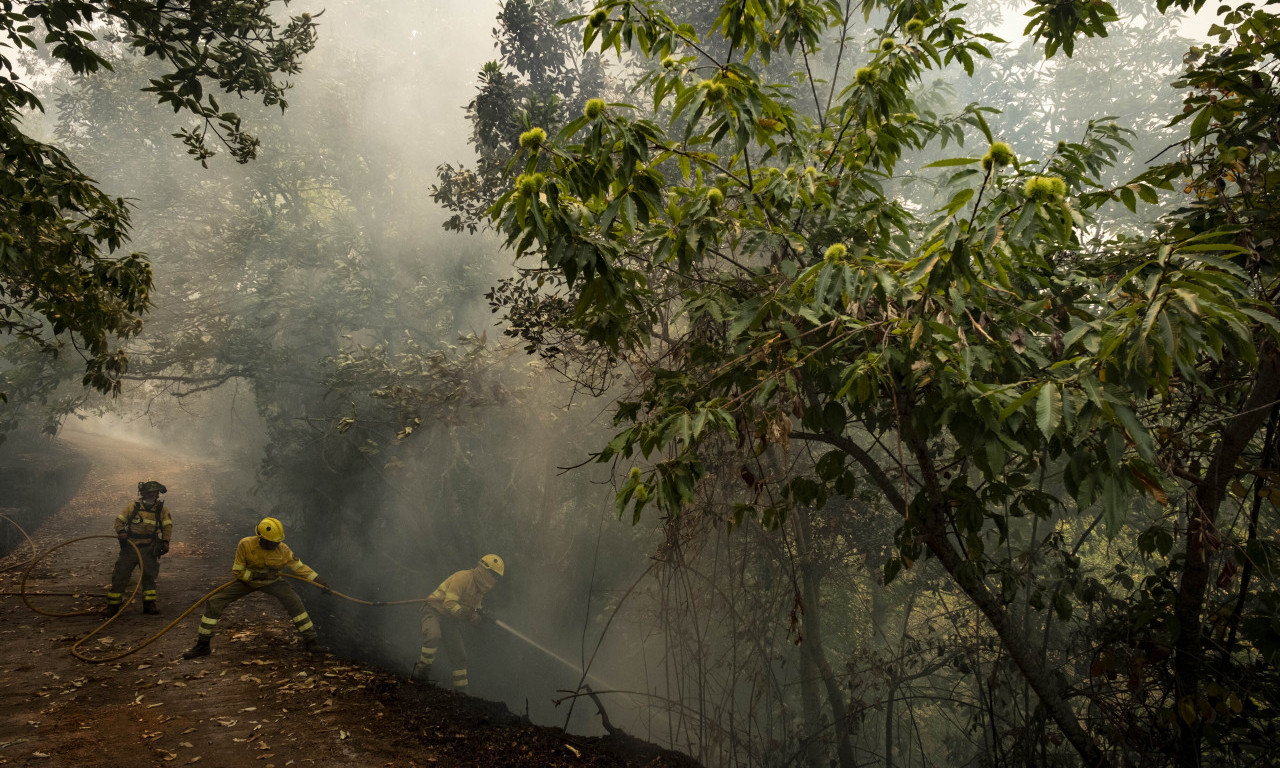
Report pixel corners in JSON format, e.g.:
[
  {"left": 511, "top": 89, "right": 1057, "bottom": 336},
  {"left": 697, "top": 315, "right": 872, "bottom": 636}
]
[{"left": 0, "top": 431, "right": 698, "bottom": 768}]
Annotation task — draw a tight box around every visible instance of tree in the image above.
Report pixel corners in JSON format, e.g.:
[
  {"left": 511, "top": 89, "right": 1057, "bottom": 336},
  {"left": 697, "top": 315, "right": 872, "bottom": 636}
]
[
  {"left": 480, "top": 0, "right": 1280, "bottom": 764},
  {"left": 0, "top": 0, "right": 317, "bottom": 399}
]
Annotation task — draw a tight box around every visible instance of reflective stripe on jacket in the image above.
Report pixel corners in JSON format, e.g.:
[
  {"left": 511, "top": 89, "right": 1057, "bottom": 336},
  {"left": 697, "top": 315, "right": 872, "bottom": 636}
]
[
  {"left": 114, "top": 501, "right": 173, "bottom": 542},
  {"left": 231, "top": 536, "right": 319, "bottom": 586},
  {"left": 425, "top": 566, "right": 495, "bottom": 619}
]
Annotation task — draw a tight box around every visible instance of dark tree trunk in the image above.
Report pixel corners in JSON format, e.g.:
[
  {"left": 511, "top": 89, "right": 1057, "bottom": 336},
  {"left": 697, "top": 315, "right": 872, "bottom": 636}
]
[
  {"left": 1173, "top": 347, "right": 1280, "bottom": 768},
  {"left": 794, "top": 509, "right": 857, "bottom": 768}
]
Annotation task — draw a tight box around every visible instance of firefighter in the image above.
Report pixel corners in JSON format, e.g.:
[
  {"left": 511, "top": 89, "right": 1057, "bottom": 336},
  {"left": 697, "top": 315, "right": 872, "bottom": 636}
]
[
  {"left": 182, "top": 517, "right": 329, "bottom": 659},
  {"left": 105, "top": 480, "right": 172, "bottom": 615},
  {"left": 412, "top": 554, "right": 504, "bottom": 691}
]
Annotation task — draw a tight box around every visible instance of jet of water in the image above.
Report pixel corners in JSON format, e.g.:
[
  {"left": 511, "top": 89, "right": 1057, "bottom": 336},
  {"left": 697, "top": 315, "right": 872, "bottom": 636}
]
[{"left": 492, "top": 618, "right": 613, "bottom": 690}]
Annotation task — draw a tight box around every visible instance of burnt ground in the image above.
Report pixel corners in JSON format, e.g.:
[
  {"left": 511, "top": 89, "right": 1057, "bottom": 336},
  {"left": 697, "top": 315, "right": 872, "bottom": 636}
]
[{"left": 0, "top": 430, "right": 700, "bottom": 768}]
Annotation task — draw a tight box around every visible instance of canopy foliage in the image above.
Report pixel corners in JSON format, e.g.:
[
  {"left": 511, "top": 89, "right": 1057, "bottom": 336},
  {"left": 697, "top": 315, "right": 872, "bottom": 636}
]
[
  {"left": 471, "top": 0, "right": 1280, "bottom": 763},
  {"left": 0, "top": 0, "right": 316, "bottom": 400}
]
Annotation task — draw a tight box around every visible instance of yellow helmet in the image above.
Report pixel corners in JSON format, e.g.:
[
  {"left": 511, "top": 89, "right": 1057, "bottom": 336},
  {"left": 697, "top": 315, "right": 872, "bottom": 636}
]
[
  {"left": 479, "top": 554, "right": 505, "bottom": 577},
  {"left": 255, "top": 517, "right": 285, "bottom": 542}
]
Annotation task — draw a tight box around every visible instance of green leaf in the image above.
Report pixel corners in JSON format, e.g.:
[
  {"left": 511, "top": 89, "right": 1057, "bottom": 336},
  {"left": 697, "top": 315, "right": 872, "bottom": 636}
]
[
  {"left": 923, "top": 157, "right": 981, "bottom": 168},
  {"left": 1036, "top": 383, "right": 1061, "bottom": 437},
  {"left": 999, "top": 384, "right": 1043, "bottom": 420}
]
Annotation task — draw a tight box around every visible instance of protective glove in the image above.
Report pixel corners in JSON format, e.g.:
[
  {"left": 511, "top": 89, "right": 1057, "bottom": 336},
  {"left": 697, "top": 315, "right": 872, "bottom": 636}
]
[
  {"left": 157, "top": 541, "right": 170, "bottom": 556},
  {"left": 249, "top": 570, "right": 271, "bottom": 581},
  {"left": 119, "top": 538, "right": 129, "bottom": 550},
  {"left": 477, "top": 607, "right": 496, "bottom": 624},
  {"left": 314, "top": 576, "right": 333, "bottom": 594},
  {"left": 468, "top": 611, "right": 483, "bottom": 626}
]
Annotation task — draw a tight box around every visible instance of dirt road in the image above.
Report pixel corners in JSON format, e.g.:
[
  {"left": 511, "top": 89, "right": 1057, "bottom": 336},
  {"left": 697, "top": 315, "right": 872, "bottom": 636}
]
[{"left": 0, "top": 431, "right": 698, "bottom": 768}]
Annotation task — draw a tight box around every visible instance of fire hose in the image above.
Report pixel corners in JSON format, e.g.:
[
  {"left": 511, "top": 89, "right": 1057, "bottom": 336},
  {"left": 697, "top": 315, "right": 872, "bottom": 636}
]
[
  {"left": 0, "top": 513, "right": 431, "bottom": 664},
  {"left": 0, "top": 513, "right": 628, "bottom": 731}
]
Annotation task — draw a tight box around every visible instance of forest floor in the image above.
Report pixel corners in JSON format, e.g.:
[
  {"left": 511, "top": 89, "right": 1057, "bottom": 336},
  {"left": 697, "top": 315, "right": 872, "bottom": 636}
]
[{"left": 0, "top": 430, "right": 700, "bottom": 768}]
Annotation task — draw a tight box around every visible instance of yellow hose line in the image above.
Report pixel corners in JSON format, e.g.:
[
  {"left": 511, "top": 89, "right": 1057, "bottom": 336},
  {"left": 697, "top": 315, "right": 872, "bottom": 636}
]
[
  {"left": 0, "top": 512, "right": 37, "bottom": 574},
  {"left": 281, "top": 572, "right": 429, "bottom": 606},
  {"left": 71, "top": 578, "right": 239, "bottom": 664},
  {"left": 20, "top": 535, "right": 143, "bottom": 618},
  {"left": 3, "top": 513, "right": 433, "bottom": 664}
]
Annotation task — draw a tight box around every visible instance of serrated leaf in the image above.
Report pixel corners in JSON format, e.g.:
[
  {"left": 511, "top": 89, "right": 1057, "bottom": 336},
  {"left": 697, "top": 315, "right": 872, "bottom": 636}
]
[{"left": 1036, "top": 383, "right": 1061, "bottom": 437}]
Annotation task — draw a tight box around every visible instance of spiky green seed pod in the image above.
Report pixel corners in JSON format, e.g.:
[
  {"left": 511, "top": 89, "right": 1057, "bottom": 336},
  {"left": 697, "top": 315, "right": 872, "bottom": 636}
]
[
  {"left": 985, "top": 142, "right": 1016, "bottom": 168},
  {"left": 589, "top": 9, "right": 607, "bottom": 27},
  {"left": 905, "top": 18, "right": 925, "bottom": 36},
  {"left": 1048, "top": 177, "right": 1068, "bottom": 197},
  {"left": 895, "top": 112, "right": 917, "bottom": 124},
  {"left": 1023, "top": 175, "right": 1063, "bottom": 202},
  {"left": 519, "top": 127, "right": 547, "bottom": 151},
  {"left": 634, "top": 485, "right": 649, "bottom": 502},
  {"left": 584, "top": 98, "right": 606, "bottom": 119},
  {"left": 982, "top": 155, "right": 995, "bottom": 172},
  {"left": 661, "top": 55, "right": 676, "bottom": 69},
  {"left": 881, "top": 37, "right": 895, "bottom": 52},
  {"left": 516, "top": 173, "right": 538, "bottom": 198},
  {"left": 1057, "top": 140, "right": 1068, "bottom": 153},
  {"left": 629, "top": 467, "right": 641, "bottom": 482},
  {"left": 855, "top": 66, "right": 875, "bottom": 86},
  {"left": 824, "top": 243, "right": 848, "bottom": 264},
  {"left": 706, "top": 82, "right": 728, "bottom": 102},
  {"left": 706, "top": 188, "right": 724, "bottom": 208}
]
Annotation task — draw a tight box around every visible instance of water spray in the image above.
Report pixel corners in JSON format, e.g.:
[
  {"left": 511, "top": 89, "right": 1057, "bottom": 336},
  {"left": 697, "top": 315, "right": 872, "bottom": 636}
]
[{"left": 490, "top": 618, "right": 614, "bottom": 690}]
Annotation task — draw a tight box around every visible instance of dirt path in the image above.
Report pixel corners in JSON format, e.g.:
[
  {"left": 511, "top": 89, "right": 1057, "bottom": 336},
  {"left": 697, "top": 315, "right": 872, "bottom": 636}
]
[{"left": 0, "top": 431, "right": 698, "bottom": 768}]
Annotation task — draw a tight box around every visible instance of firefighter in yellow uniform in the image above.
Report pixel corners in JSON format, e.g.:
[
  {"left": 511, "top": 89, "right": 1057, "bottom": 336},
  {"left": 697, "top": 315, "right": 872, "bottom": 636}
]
[
  {"left": 106, "top": 480, "right": 173, "bottom": 615},
  {"left": 183, "top": 517, "right": 329, "bottom": 659},
  {"left": 412, "top": 554, "right": 504, "bottom": 691}
]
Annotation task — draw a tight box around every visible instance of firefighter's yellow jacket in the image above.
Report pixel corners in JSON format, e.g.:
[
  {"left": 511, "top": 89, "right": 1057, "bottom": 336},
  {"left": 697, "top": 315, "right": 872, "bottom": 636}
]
[
  {"left": 231, "top": 536, "right": 319, "bottom": 587},
  {"left": 425, "top": 566, "right": 497, "bottom": 621},
  {"left": 114, "top": 502, "right": 173, "bottom": 543}
]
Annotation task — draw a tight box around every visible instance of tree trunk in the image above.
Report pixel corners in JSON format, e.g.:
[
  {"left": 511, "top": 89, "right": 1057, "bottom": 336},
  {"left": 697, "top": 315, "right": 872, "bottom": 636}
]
[
  {"left": 898, "top": 416, "right": 1110, "bottom": 767},
  {"left": 798, "top": 637, "right": 826, "bottom": 768},
  {"left": 794, "top": 508, "right": 857, "bottom": 768},
  {"left": 1173, "top": 347, "right": 1280, "bottom": 768},
  {"left": 884, "top": 679, "right": 896, "bottom": 768},
  {"left": 799, "top": 420, "right": 1111, "bottom": 765}
]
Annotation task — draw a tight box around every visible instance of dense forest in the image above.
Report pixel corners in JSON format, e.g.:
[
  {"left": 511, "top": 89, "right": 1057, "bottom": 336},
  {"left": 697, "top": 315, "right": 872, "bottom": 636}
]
[{"left": 2, "top": 0, "right": 1278, "bottom": 765}]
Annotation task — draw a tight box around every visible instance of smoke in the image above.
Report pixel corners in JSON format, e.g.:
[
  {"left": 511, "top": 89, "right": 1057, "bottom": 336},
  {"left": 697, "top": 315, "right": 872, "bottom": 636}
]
[
  {"left": 9, "top": 0, "right": 1238, "bottom": 763},
  {"left": 12, "top": 0, "right": 669, "bottom": 737}
]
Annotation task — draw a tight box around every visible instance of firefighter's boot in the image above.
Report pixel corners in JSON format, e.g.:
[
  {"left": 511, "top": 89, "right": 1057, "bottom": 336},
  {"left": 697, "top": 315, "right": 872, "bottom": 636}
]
[
  {"left": 304, "top": 639, "right": 328, "bottom": 654},
  {"left": 143, "top": 601, "right": 160, "bottom": 615},
  {"left": 182, "top": 638, "right": 211, "bottom": 659},
  {"left": 102, "top": 602, "right": 121, "bottom": 617},
  {"left": 410, "top": 661, "right": 432, "bottom": 684}
]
